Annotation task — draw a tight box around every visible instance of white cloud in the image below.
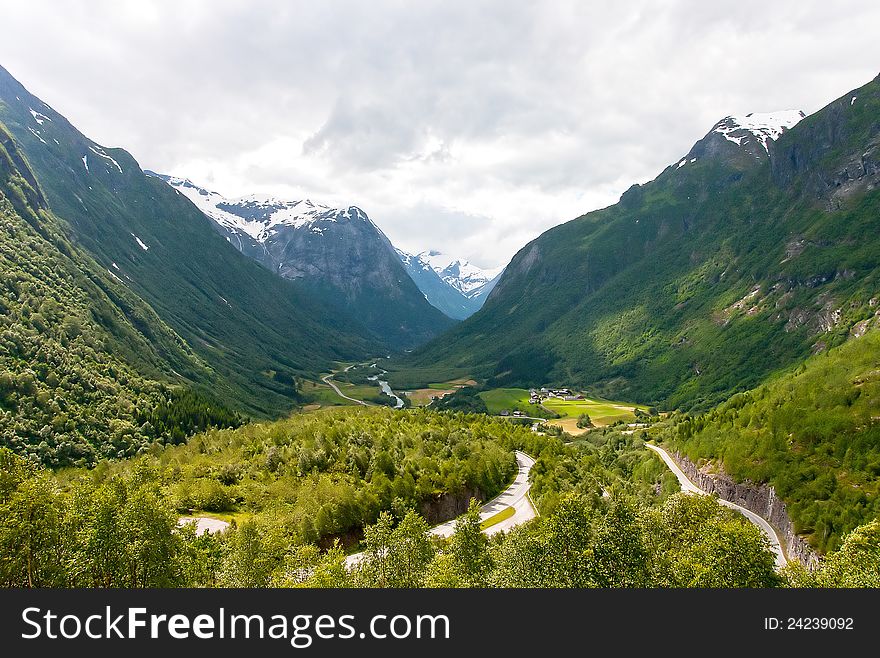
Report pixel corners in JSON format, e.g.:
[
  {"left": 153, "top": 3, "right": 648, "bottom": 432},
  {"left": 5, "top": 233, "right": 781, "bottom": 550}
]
[{"left": 1, "top": 0, "right": 878, "bottom": 269}]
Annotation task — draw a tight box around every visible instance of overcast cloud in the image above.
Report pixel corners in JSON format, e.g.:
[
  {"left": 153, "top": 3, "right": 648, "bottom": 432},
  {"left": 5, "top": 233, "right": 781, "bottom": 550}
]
[{"left": 1, "top": 0, "right": 878, "bottom": 268}]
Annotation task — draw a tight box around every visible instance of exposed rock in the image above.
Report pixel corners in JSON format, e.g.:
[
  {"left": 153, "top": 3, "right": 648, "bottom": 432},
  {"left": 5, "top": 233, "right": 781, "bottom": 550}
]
[
  {"left": 419, "top": 487, "right": 484, "bottom": 525},
  {"left": 672, "top": 451, "right": 820, "bottom": 569},
  {"left": 851, "top": 318, "right": 871, "bottom": 338}
]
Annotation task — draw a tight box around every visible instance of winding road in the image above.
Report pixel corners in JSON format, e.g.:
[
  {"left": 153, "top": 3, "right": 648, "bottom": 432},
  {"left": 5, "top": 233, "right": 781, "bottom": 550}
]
[
  {"left": 321, "top": 373, "right": 369, "bottom": 406},
  {"left": 345, "top": 450, "right": 536, "bottom": 568},
  {"left": 430, "top": 450, "right": 537, "bottom": 537},
  {"left": 645, "top": 443, "right": 788, "bottom": 569}
]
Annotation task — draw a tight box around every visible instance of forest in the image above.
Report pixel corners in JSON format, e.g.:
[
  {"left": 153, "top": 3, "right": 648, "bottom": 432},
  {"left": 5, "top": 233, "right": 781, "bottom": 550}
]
[
  {"left": 663, "top": 326, "right": 880, "bottom": 552},
  {"left": 2, "top": 404, "right": 875, "bottom": 588}
]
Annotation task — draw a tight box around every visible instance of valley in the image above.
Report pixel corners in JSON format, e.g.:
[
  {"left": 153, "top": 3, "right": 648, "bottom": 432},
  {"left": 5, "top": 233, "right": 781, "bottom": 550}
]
[{"left": 0, "top": 60, "right": 879, "bottom": 591}]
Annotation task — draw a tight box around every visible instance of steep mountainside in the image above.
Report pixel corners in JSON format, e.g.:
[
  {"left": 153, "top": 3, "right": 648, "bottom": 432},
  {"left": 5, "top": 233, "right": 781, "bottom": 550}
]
[
  {"left": 0, "top": 121, "right": 242, "bottom": 466},
  {"left": 664, "top": 316, "right": 880, "bottom": 553},
  {"left": 0, "top": 65, "right": 380, "bottom": 416},
  {"left": 404, "top": 74, "right": 880, "bottom": 411},
  {"left": 157, "top": 176, "right": 455, "bottom": 348}
]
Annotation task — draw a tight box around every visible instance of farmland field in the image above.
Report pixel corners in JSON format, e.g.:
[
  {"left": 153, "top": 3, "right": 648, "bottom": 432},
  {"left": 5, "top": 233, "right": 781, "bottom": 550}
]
[
  {"left": 474, "top": 387, "right": 648, "bottom": 432},
  {"left": 478, "top": 388, "right": 555, "bottom": 418}
]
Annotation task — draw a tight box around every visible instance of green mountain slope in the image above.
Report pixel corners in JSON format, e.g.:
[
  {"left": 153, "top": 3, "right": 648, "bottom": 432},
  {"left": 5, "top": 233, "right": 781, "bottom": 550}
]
[
  {"left": 403, "top": 74, "right": 880, "bottom": 411},
  {"left": 663, "top": 319, "right": 880, "bottom": 553},
  {"left": 0, "top": 122, "right": 239, "bottom": 466},
  {"left": 0, "top": 65, "right": 380, "bottom": 416}
]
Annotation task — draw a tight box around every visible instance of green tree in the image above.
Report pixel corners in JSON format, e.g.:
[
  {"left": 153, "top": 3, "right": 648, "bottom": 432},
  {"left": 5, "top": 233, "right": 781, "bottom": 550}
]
[
  {"left": 806, "top": 520, "right": 880, "bottom": 587},
  {"left": 446, "top": 499, "right": 492, "bottom": 587},
  {"left": 219, "top": 521, "right": 278, "bottom": 587},
  {"left": 586, "top": 499, "right": 650, "bottom": 587},
  {"left": 0, "top": 474, "right": 66, "bottom": 587}
]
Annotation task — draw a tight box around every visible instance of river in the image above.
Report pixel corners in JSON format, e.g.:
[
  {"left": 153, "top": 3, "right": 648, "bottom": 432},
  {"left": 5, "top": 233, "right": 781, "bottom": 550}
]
[{"left": 367, "top": 372, "right": 405, "bottom": 409}]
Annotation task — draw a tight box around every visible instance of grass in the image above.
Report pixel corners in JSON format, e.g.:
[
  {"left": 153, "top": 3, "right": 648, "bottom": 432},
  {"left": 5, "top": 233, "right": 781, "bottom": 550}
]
[
  {"left": 301, "top": 378, "right": 386, "bottom": 406},
  {"left": 480, "top": 506, "right": 516, "bottom": 530},
  {"left": 384, "top": 365, "right": 473, "bottom": 390},
  {"left": 335, "top": 384, "right": 383, "bottom": 402},
  {"left": 542, "top": 398, "right": 646, "bottom": 424},
  {"left": 404, "top": 378, "right": 479, "bottom": 407},
  {"left": 406, "top": 388, "right": 455, "bottom": 407},
  {"left": 301, "top": 381, "right": 356, "bottom": 407},
  {"left": 479, "top": 388, "right": 552, "bottom": 417}
]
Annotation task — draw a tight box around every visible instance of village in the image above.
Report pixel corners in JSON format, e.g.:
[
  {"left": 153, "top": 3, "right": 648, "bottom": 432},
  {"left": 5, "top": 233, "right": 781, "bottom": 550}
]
[
  {"left": 528, "top": 387, "right": 585, "bottom": 403},
  {"left": 497, "top": 387, "right": 586, "bottom": 418}
]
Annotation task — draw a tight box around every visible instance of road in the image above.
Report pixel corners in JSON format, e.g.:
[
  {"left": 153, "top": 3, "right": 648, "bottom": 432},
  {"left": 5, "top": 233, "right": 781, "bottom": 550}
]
[
  {"left": 177, "top": 516, "right": 230, "bottom": 535},
  {"left": 430, "top": 451, "right": 537, "bottom": 537},
  {"left": 645, "top": 443, "right": 788, "bottom": 569},
  {"left": 345, "top": 451, "right": 536, "bottom": 568},
  {"left": 321, "top": 374, "right": 369, "bottom": 406}
]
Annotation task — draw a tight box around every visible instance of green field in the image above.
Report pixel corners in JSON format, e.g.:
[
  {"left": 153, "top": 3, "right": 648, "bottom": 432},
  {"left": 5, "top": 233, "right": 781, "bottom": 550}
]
[
  {"left": 301, "top": 380, "right": 383, "bottom": 407},
  {"left": 542, "top": 398, "right": 648, "bottom": 425},
  {"left": 478, "top": 388, "right": 554, "bottom": 418},
  {"left": 384, "top": 365, "right": 473, "bottom": 390},
  {"left": 476, "top": 387, "right": 649, "bottom": 432}
]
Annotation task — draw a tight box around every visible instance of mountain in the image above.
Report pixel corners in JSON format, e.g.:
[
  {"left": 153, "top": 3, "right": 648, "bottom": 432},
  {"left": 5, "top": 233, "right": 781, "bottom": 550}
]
[
  {"left": 156, "top": 175, "right": 456, "bottom": 348},
  {"left": 415, "top": 250, "right": 504, "bottom": 298},
  {"left": 0, "top": 120, "right": 246, "bottom": 467},
  {"left": 402, "top": 73, "right": 880, "bottom": 411},
  {"left": 0, "top": 64, "right": 381, "bottom": 417},
  {"left": 396, "top": 249, "right": 504, "bottom": 320},
  {"left": 664, "top": 313, "right": 880, "bottom": 553}
]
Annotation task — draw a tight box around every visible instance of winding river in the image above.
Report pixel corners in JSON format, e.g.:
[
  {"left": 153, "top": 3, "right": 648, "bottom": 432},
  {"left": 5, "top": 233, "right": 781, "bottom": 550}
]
[{"left": 368, "top": 372, "right": 405, "bottom": 409}]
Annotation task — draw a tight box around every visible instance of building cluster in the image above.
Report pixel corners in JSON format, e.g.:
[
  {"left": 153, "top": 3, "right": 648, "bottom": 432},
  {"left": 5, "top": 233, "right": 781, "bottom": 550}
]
[{"left": 528, "top": 387, "right": 584, "bottom": 404}]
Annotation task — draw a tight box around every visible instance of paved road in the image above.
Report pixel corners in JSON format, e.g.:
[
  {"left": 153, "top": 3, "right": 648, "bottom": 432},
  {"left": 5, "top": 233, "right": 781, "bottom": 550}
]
[
  {"left": 345, "top": 451, "right": 537, "bottom": 568},
  {"left": 430, "top": 451, "right": 537, "bottom": 537},
  {"left": 321, "top": 374, "right": 369, "bottom": 406},
  {"left": 177, "top": 516, "right": 230, "bottom": 535},
  {"left": 645, "top": 443, "right": 788, "bottom": 569}
]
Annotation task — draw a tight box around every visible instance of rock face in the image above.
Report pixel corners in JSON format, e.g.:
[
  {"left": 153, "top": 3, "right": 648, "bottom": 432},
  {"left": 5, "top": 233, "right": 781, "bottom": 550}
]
[
  {"left": 419, "top": 487, "right": 484, "bottom": 525},
  {"left": 156, "top": 175, "right": 455, "bottom": 349},
  {"left": 672, "top": 451, "right": 820, "bottom": 569},
  {"left": 770, "top": 74, "right": 880, "bottom": 207}
]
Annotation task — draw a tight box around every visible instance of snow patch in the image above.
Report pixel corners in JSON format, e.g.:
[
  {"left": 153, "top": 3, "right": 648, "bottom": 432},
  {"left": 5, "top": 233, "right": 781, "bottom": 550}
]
[
  {"left": 161, "top": 175, "right": 371, "bottom": 243},
  {"left": 29, "top": 108, "right": 50, "bottom": 125},
  {"left": 88, "top": 146, "right": 123, "bottom": 173},
  {"left": 131, "top": 233, "right": 149, "bottom": 251},
  {"left": 415, "top": 250, "right": 503, "bottom": 295},
  {"left": 81, "top": 155, "right": 89, "bottom": 172},
  {"left": 27, "top": 127, "right": 47, "bottom": 145},
  {"left": 851, "top": 96, "right": 857, "bottom": 106},
  {"left": 712, "top": 110, "right": 805, "bottom": 153},
  {"left": 677, "top": 159, "right": 687, "bottom": 168}
]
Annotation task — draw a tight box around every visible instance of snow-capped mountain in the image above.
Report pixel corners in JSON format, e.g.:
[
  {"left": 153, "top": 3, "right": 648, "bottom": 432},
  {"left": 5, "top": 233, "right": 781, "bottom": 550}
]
[
  {"left": 670, "top": 109, "right": 806, "bottom": 173},
  {"left": 396, "top": 249, "right": 504, "bottom": 320},
  {"left": 711, "top": 110, "right": 806, "bottom": 152},
  {"left": 415, "top": 250, "right": 504, "bottom": 297},
  {"left": 153, "top": 174, "right": 455, "bottom": 348}
]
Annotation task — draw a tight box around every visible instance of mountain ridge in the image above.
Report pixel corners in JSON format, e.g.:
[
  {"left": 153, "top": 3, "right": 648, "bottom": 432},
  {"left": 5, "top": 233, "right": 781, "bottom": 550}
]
[
  {"left": 395, "top": 248, "right": 504, "bottom": 320},
  {"left": 399, "top": 74, "right": 880, "bottom": 411},
  {"left": 0, "top": 63, "right": 382, "bottom": 417},
  {"left": 155, "top": 173, "right": 456, "bottom": 348}
]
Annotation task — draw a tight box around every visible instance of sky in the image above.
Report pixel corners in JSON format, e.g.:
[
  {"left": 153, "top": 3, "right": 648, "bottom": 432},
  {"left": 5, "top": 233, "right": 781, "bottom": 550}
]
[{"left": 1, "top": 1, "right": 879, "bottom": 269}]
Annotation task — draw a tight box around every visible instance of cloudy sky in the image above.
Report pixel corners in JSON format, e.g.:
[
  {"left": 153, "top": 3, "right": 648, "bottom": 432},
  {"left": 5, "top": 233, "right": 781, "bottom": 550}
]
[{"left": 2, "top": 1, "right": 878, "bottom": 269}]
